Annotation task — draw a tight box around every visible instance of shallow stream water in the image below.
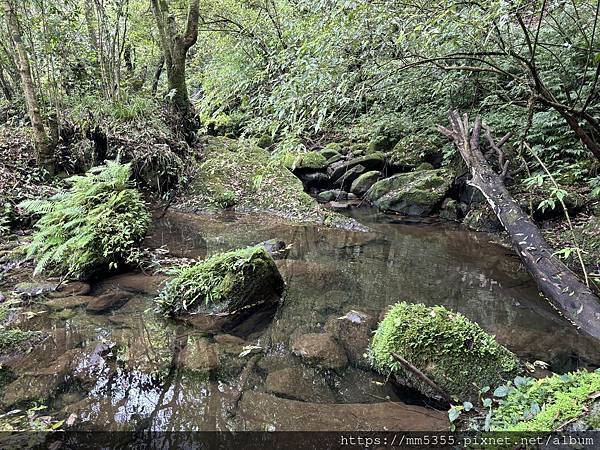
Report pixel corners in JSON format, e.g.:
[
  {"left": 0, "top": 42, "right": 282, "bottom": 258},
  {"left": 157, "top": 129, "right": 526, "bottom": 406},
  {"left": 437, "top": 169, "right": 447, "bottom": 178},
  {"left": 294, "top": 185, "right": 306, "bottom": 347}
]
[{"left": 2, "top": 208, "right": 599, "bottom": 431}]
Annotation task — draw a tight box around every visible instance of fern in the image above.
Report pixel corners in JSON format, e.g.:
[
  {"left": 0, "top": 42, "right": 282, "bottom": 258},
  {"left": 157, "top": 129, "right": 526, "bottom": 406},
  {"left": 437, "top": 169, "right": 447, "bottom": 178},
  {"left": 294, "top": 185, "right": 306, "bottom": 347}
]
[{"left": 19, "top": 161, "right": 151, "bottom": 278}]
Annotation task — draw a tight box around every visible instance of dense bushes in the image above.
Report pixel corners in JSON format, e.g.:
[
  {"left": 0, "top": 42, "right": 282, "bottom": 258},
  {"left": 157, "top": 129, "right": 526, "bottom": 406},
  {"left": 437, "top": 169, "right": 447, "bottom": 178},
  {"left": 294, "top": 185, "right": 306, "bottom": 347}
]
[{"left": 19, "top": 161, "right": 150, "bottom": 278}]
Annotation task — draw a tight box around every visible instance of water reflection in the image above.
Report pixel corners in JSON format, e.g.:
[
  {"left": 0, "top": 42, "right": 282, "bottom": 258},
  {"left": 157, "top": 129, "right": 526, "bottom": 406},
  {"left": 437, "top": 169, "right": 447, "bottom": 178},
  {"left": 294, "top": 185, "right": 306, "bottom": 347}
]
[{"left": 2, "top": 208, "right": 599, "bottom": 431}]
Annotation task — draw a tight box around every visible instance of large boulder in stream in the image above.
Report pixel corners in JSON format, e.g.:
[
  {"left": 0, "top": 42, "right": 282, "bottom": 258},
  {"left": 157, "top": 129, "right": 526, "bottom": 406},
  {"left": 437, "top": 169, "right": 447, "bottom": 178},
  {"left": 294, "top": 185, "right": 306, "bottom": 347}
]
[
  {"left": 156, "top": 246, "right": 284, "bottom": 331},
  {"left": 366, "top": 168, "right": 453, "bottom": 216},
  {"left": 370, "top": 302, "right": 519, "bottom": 401}
]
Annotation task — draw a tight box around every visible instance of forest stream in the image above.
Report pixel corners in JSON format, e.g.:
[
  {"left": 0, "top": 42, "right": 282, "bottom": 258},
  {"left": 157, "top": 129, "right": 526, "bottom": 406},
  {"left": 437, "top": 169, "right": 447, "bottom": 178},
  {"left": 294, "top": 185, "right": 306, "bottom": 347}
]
[{"left": 2, "top": 207, "right": 599, "bottom": 432}]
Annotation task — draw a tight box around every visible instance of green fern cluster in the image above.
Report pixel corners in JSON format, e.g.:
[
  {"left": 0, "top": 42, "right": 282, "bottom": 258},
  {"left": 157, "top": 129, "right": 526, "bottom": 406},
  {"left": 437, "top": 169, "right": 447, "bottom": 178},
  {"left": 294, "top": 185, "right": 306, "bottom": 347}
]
[{"left": 19, "top": 161, "right": 150, "bottom": 278}]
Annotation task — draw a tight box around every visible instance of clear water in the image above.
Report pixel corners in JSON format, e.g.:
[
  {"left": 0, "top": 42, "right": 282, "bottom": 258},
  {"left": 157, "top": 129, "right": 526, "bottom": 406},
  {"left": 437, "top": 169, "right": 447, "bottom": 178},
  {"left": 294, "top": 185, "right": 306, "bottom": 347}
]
[{"left": 3, "top": 208, "right": 599, "bottom": 431}]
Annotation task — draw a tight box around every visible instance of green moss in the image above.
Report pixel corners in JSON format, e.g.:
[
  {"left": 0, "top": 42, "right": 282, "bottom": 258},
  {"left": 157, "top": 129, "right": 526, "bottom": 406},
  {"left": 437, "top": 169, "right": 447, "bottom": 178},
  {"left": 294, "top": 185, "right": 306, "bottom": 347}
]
[
  {"left": 278, "top": 150, "right": 327, "bottom": 171},
  {"left": 181, "top": 137, "right": 356, "bottom": 227},
  {"left": 370, "top": 302, "right": 519, "bottom": 399},
  {"left": 491, "top": 370, "right": 600, "bottom": 431},
  {"left": 0, "top": 329, "right": 40, "bottom": 352},
  {"left": 156, "top": 246, "right": 284, "bottom": 316}
]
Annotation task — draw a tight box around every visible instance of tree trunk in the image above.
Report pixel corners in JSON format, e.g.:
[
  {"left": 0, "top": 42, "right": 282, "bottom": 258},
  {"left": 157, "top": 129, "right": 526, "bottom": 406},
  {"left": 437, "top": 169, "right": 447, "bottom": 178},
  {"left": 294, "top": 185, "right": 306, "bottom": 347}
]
[
  {"left": 0, "top": 65, "right": 13, "bottom": 100},
  {"left": 150, "top": 0, "right": 199, "bottom": 114},
  {"left": 2, "top": 0, "right": 54, "bottom": 175},
  {"left": 439, "top": 111, "right": 600, "bottom": 342},
  {"left": 152, "top": 55, "right": 165, "bottom": 96}
]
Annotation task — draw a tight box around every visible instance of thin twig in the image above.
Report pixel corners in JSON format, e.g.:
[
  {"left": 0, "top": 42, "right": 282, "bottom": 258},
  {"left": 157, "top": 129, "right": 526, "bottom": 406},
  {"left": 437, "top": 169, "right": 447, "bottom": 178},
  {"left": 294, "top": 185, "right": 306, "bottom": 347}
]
[{"left": 391, "top": 352, "right": 452, "bottom": 403}]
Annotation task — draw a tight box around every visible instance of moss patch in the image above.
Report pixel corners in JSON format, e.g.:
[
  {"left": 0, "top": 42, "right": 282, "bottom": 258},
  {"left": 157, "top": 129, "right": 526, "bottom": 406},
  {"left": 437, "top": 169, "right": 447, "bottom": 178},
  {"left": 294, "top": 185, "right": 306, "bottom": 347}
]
[
  {"left": 156, "top": 246, "right": 284, "bottom": 316},
  {"left": 0, "top": 329, "right": 40, "bottom": 353},
  {"left": 370, "top": 302, "right": 519, "bottom": 400},
  {"left": 277, "top": 150, "right": 327, "bottom": 171},
  {"left": 178, "top": 136, "right": 361, "bottom": 229},
  {"left": 366, "top": 169, "right": 453, "bottom": 216},
  {"left": 490, "top": 370, "right": 600, "bottom": 431}
]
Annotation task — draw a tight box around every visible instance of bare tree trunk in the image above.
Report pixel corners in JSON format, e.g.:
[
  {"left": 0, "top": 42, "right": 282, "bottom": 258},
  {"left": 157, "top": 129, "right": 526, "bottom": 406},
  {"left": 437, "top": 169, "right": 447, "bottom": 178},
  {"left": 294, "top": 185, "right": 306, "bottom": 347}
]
[
  {"left": 439, "top": 111, "right": 600, "bottom": 342},
  {"left": 2, "top": 0, "right": 54, "bottom": 175},
  {"left": 150, "top": 0, "right": 199, "bottom": 113}
]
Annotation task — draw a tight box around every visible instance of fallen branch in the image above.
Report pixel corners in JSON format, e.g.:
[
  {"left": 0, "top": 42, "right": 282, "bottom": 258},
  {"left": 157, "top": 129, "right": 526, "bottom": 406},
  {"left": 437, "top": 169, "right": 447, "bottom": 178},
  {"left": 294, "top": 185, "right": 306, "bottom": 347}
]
[
  {"left": 439, "top": 111, "right": 600, "bottom": 342},
  {"left": 391, "top": 352, "right": 453, "bottom": 403}
]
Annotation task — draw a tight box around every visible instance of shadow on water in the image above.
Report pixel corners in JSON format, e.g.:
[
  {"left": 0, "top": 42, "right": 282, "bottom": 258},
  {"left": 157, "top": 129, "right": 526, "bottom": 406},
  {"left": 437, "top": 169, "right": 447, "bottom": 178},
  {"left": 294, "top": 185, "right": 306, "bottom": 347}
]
[{"left": 2, "top": 207, "right": 599, "bottom": 431}]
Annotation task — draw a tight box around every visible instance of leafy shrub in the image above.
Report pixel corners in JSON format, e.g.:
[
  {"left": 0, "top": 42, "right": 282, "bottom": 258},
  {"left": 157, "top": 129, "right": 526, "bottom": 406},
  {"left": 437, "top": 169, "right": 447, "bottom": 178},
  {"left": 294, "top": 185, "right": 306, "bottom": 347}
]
[
  {"left": 156, "top": 246, "right": 284, "bottom": 316},
  {"left": 490, "top": 370, "right": 600, "bottom": 431},
  {"left": 19, "top": 161, "right": 150, "bottom": 278},
  {"left": 370, "top": 302, "right": 519, "bottom": 399}
]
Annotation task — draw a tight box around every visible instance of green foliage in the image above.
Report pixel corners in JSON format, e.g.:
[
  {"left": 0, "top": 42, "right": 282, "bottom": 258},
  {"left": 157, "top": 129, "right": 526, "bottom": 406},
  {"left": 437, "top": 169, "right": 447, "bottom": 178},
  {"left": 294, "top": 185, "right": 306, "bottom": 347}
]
[
  {"left": 156, "top": 245, "right": 281, "bottom": 315},
  {"left": 0, "top": 329, "right": 39, "bottom": 352},
  {"left": 19, "top": 161, "right": 150, "bottom": 278},
  {"left": 369, "top": 302, "right": 519, "bottom": 399},
  {"left": 490, "top": 370, "right": 600, "bottom": 431}
]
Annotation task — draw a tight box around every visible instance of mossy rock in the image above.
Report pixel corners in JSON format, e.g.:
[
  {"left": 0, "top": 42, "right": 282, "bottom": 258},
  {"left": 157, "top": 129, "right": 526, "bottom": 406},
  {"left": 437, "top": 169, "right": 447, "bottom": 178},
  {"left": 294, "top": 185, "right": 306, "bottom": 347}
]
[
  {"left": 366, "top": 169, "right": 453, "bottom": 216},
  {"left": 370, "top": 302, "right": 519, "bottom": 400},
  {"left": 181, "top": 137, "right": 360, "bottom": 229},
  {"left": 388, "top": 135, "right": 443, "bottom": 169},
  {"left": 320, "top": 143, "right": 343, "bottom": 160},
  {"left": 490, "top": 370, "right": 600, "bottom": 431},
  {"left": 367, "top": 121, "right": 404, "bottom": 153},
  {"left": 0, "top": 329, "right": 41, "bottom": 354},
  {"left": 350, "top": 171, "right": 382, "bottom": 196},
  {"left": 156, "top": 246, "right": 285, "bottom": 319},
  {"left": 279, "top": 151, "right": 327, "bottom": 172}
]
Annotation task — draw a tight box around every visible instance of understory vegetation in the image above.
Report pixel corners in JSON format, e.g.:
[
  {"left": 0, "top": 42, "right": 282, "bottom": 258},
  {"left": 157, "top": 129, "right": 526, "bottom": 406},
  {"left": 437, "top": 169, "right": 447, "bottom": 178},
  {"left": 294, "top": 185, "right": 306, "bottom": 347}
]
[
  {"left": 19, "top": 161, "right": 150, "bottom": 278},
  {"left": 0, "top": 0, "right": 599, "bottom": 436}
]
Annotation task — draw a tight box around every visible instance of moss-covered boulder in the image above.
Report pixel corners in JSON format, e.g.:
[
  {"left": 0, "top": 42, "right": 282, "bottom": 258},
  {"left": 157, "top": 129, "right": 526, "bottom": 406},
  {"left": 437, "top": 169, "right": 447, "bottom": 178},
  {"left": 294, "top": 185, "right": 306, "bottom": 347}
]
[
  {"left": 328, "top": 153, "right": 385, "bottom": 181},
  {"left": 387, "top": 135, "right": 443, "bottom": 170},
  {"left": 350, "top": 171, "right": 382, "bottom": 196},
  {"left": 280, "top": 151, "right": 328, "bottom": 172},
  {"left": 180, "top": 137, "right": 361, "bottom": 229},
  {"left": 366, "top": 169, "right": 453, "bottom": 216},
  {"left": 490, "top": 370, "right": 600, "bottom": 431},
  {"left": 320, "top": 143, "right": 343, "bottom": 160},
  {"left": 370, "top": 302, "right": 519, "bottom": 400},
  {"left": 156, "top": 246, "right": 285, "bottom": 329}
]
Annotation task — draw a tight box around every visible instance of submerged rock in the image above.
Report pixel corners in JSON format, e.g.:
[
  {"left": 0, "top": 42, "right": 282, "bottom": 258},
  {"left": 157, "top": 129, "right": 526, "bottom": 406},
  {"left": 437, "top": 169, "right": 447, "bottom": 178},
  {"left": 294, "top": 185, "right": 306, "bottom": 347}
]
[
  {"left": 258, "top": 239, "right": 289, "bottom": 260},
  {"left": 44, "top": 295, "right": 91, "bottom": 310},
  {"left": 48, "top": 281, "right": 91, "bottom": 298},
  {"left": 265, "top": 366, "right": 336, "bottom": 403},
  {"left": 370, "top": 302, "right": 519, "bottom": 401},
  {"left": 237, "top": 391, "right": 448, "bottom": 431},
  {"left": 325, "top": 310, "right": 377, "bottom": 368},
  {"left": 439, "top": 198, "right": 461, "bottom": 221},
  {"left": 350, "top": 170, "right": 381, "bottom": 196},
  {"left": 86, "top": 291, "right": 131, "bottom": 313},
  {"left": 290, "top": 332, "right": 348, "bottom": 370},
  {"left": 156, "top": 246, "right": 284, "bottom": 330},
  {"left": 366, "top": 169, "right": 453, "bottom": 216}
]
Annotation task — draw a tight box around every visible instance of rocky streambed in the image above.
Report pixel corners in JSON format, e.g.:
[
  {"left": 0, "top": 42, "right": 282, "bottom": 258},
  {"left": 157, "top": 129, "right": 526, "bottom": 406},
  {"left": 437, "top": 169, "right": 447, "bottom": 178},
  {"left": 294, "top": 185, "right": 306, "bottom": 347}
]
[{"left": 0, "top": 208, "right": 599, "bottom": 432}]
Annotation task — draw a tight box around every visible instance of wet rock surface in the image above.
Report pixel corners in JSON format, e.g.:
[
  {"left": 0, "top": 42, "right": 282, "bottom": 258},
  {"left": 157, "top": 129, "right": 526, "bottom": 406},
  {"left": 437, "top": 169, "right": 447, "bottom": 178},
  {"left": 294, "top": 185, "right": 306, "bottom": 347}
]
[
  {"left": 86, "top": 290, "right": 131, "bottom": 313},
  {"left": 264, "top": 366, "right": 336, "bottom": 403},
  {"left": 290, "top": 332, "right": 348, "bottom": 370},
  {"left": 324, "top": 310, "right": 377, "bottom": 368},
  {"left": 237, "top": 392, "right": 448, "bottom": 431}
]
